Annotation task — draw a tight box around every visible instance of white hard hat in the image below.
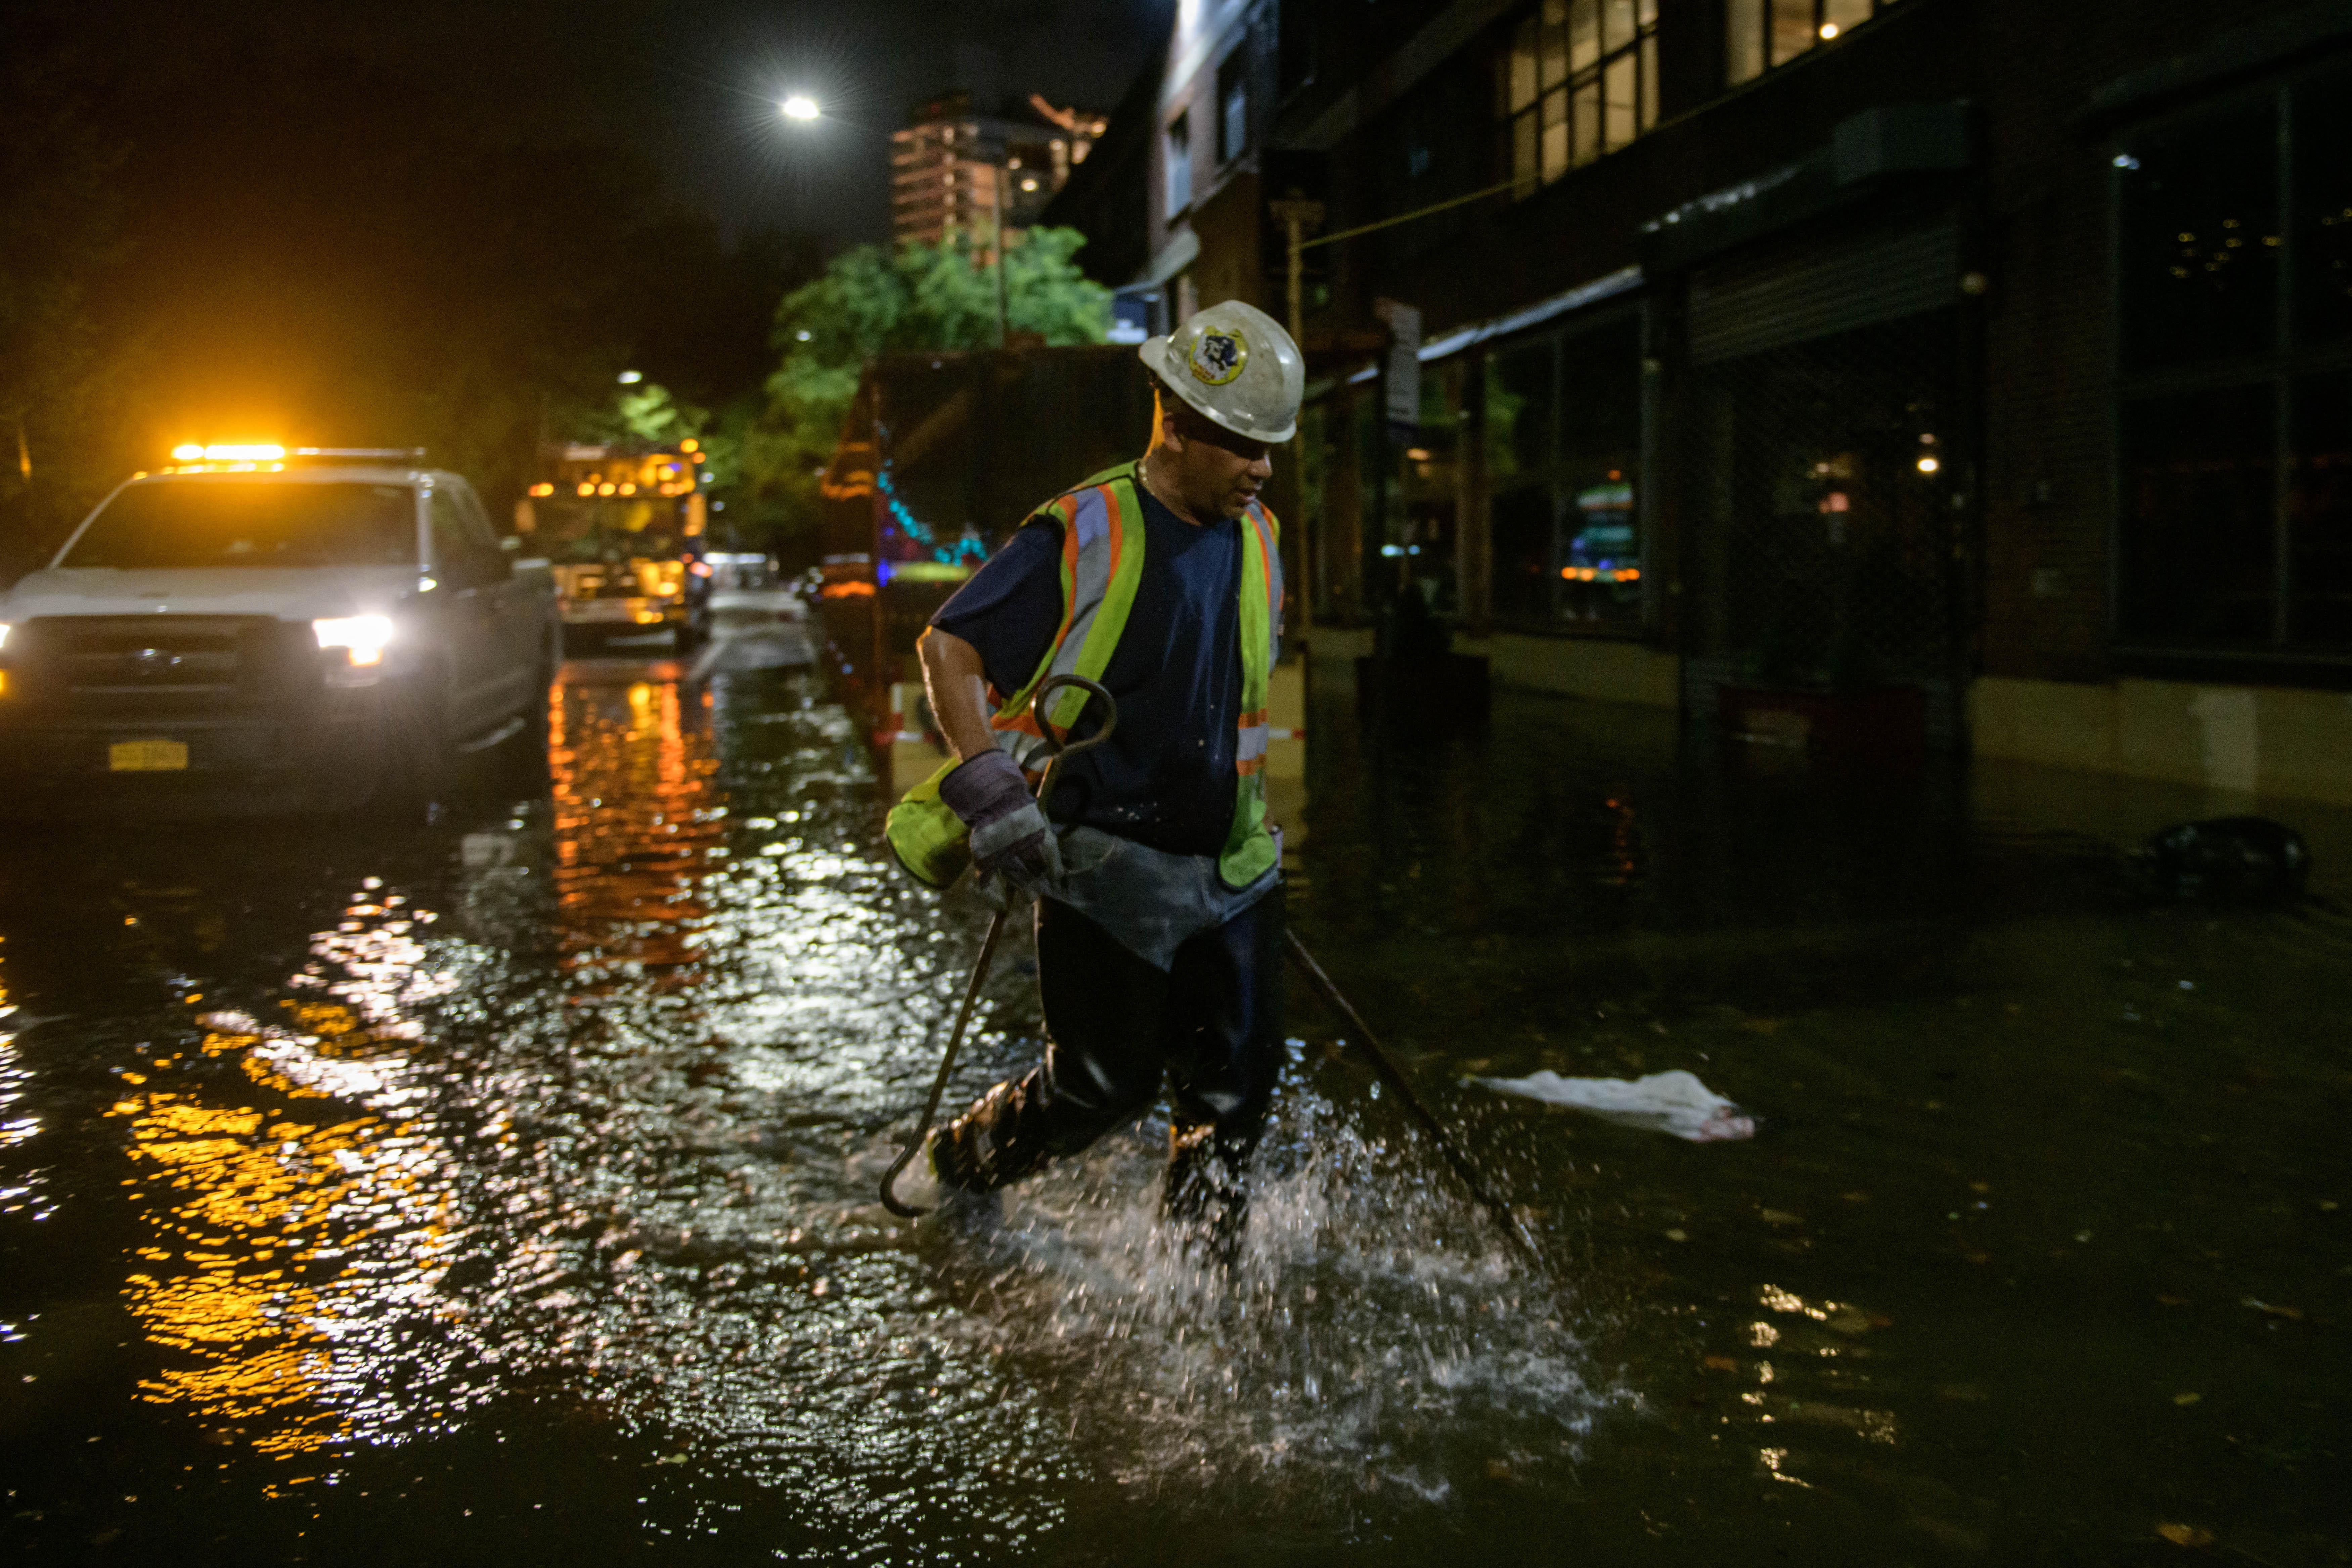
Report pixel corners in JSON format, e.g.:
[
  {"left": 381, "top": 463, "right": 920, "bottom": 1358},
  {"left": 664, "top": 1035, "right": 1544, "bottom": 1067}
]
[{"left": 1140, "top": 299, "right": 1305, "bottom": 445}]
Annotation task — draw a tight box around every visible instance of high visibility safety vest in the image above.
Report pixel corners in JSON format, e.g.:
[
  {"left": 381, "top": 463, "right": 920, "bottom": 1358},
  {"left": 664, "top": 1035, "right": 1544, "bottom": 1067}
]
[{"left": 885, "top": 460, "right": 1283, "bottom": 893}]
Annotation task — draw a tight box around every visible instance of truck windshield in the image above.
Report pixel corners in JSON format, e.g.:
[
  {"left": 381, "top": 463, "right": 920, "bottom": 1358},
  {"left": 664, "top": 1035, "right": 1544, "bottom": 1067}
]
[
  {"left": 534, "top": 499, "right": 684, "bottom": 565},
  {"left": 59, "top": 481, "right": 417, "bottom": 570}
]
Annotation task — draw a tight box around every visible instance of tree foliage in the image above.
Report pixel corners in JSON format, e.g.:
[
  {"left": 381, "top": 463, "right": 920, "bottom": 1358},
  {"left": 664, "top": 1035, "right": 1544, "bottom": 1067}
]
[
  {"left": 589, "top": 384, "right": 709, "bottom": 450},
  {"left": 741, "top": 228, "right": 1111, "bottom": 529},
  {"left": 576, "top": 381, "right": 741, "bottom": 500}
]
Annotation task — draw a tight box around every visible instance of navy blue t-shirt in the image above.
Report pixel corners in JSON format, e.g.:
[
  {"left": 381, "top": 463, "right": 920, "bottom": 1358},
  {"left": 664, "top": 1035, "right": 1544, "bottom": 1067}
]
[{"left": 930, "top": 484, "right": 1257, "bottom": 858}]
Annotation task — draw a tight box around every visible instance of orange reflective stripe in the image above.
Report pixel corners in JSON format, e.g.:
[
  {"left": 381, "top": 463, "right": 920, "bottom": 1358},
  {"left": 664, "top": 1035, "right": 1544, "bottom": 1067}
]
[
  {"left": 1237, "top": 756, "right": 1267, "bottom": 777},
  {"left": 1238, "top": 708, "right": 1267, "bottom": 728},
  {"left": 991, "top": 480, "right": 1134, "bottom": 749}
]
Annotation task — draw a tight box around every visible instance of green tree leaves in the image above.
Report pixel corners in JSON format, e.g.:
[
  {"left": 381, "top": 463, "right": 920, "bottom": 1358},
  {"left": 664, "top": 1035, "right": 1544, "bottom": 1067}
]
[{"left": 741, "top": 228, "right": 1111, "bottom": 531}]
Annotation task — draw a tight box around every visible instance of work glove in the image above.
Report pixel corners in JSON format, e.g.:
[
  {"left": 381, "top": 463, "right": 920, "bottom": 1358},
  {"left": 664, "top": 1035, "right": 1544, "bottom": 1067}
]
[{"left": 938, "top": 748, "right": 1063, "bottom": 901}]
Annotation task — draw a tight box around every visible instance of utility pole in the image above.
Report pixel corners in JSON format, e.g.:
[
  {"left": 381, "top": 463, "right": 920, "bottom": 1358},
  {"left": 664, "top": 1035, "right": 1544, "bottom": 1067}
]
[
  {"left": 1269, "top": 197, "right": 1324, "bottom": 348},
  {"left": 991, "top": 163, "right": 1011, "bottom": 350}
]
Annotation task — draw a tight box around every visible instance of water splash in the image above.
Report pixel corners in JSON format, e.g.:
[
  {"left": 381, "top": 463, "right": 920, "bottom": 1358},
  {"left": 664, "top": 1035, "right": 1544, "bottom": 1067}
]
[{"left": 917, "top": 1073, "right": 1624, "bottom": 1519}]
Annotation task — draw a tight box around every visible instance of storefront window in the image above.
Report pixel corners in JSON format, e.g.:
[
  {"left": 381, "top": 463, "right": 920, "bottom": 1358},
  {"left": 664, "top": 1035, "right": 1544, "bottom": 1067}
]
[
  {"left": 1484, "top": 315, "right": 1643, "bottom": 628},
  {"left": 1684, "top": 311, "right": 1960, "bottom": 693},
  {"left": 2291, "top": 371, "right": 2352, "bottom": 645},
  {"left": 2118, "top": 385, "right": 2277, "bottom": 645},
  {"left": 2115, "top": 61, "right": 2352, "bottom": 653},
  {"left": 2293, "top": 81, "right": 2352, "bottom": 348},
  {"left": 1396, "top": 365, "right": 1464, "bottom": 615},
  {"left": 2117, "top": 102, "right": 2279, "bottom": 375}
]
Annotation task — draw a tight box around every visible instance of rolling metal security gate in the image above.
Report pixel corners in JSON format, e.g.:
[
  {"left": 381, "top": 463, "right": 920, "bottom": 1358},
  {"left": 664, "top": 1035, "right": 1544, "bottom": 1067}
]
[{"left": 1679, "top": 221, "right": 1970, "bottom": 748}]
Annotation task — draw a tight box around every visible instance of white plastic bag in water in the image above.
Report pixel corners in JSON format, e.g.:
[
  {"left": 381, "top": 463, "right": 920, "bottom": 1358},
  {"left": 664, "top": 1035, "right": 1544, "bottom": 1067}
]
[{"left": 1476, "top": 1068, "right": 1756, "bottom": 1142}]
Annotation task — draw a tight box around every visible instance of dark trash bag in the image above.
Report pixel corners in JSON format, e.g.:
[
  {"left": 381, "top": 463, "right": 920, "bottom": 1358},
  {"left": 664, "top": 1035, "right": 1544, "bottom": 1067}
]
[{"left": 2132, "top": 816, "right": 2311, "bottom": 905}]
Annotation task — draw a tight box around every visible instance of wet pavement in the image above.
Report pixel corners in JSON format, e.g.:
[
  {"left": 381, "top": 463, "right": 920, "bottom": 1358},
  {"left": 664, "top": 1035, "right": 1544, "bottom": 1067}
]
[{"left": 2, "top": 653, "right": 2348, "bottom": 1564}]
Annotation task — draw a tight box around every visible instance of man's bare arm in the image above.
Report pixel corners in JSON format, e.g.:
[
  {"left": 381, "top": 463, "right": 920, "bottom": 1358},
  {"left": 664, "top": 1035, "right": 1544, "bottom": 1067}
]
[{"left": 917, "top": 626, "right": 1001, "bottom": 763}]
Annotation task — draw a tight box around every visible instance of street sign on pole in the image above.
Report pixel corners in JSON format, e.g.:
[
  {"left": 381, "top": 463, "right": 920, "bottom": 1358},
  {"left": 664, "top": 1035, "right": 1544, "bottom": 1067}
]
[{"left": 1374, "top": 299, "right": 1422, "bottom": 434}]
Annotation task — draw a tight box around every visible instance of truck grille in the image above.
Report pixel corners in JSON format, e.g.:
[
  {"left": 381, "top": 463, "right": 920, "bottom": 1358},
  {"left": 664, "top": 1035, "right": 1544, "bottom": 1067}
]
[
  {"left": 553, "top": 562, "right": 680, "bottom": 601},
  {"left": 11, "top": 616, "right": 315, "bottom": 706}
]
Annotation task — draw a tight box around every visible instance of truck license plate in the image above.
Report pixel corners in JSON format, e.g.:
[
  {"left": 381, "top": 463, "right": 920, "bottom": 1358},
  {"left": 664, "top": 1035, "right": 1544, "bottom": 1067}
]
[{"left": 109, "top": 739, "right": 189, "bottom": 772}]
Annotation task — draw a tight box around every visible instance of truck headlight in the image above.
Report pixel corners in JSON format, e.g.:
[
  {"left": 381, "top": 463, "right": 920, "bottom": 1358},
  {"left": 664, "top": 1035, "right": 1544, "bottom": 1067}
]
[{"left": 313, "top": 615, "right": 392, "bottom": 667}]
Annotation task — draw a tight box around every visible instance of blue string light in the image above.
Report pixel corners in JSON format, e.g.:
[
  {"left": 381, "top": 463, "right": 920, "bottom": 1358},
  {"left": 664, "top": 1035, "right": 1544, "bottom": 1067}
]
[{"left": 877, "top": 464, "right": 987, "bottom": 572}]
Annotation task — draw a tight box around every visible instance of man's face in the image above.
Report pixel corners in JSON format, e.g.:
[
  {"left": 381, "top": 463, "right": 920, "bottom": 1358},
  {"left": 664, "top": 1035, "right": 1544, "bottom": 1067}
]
[{"left": 1162, "top": 404, "right": 1275, "bottom": 520}]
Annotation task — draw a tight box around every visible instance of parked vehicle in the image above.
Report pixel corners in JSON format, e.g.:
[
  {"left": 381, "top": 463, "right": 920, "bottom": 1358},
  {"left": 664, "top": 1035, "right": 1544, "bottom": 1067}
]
[
  {"left": 519, "top": 442, "right": 710, "bottom": 649},
  {"left": 0, "top": 446, "right": 558, "bottom": 815}
]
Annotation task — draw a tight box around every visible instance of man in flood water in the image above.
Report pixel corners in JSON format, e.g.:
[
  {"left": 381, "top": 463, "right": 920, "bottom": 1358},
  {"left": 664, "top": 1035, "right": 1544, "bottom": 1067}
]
[{"left": 884, "top": 300, "right": 1303, "bottom": 1259}]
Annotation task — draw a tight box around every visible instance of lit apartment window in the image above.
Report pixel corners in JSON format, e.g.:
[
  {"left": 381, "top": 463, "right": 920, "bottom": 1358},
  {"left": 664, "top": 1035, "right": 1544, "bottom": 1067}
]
[
  {"left": 1499, "top": 0, "right": 1659, "bottom": 194},
  {"left": 1166, "top": 109, "right": 1194, "bottom": 215},
  {"left": 1726, "top": 0, "right": 1902, "bottom": 86},
  {"left": 1218, "top": 51, "right": 1250, "bottom": 163}
]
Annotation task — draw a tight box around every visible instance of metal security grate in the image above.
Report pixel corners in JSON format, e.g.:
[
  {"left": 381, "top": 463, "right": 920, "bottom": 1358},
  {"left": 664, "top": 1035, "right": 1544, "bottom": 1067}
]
[
  {"left": 1689, "top": 222, "right": 1960, "bottom": 366},
  {"left": 1680, "top": 307, "right": 1967, "bottom": 746}
]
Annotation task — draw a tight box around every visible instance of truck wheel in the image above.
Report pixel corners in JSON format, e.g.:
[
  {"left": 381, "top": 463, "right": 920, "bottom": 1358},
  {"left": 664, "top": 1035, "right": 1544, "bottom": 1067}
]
[
  {"left": 497, "top": 660, "right": 556, "bottom": 795},
  {"left": 376, "top": 676, "right": 454, "bottom": 821}
]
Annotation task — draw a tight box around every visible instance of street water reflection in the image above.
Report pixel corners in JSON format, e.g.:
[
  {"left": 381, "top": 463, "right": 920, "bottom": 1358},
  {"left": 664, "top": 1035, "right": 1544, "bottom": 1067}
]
[{"left": 0, "top": 656, "right": 2347, "bottom": 1563}]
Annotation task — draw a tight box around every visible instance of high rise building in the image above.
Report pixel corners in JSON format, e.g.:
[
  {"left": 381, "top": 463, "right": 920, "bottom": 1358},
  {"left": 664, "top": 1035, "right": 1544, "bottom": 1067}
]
[{"left": 890, "top": 92, "right": 1107, "bottom": 256}]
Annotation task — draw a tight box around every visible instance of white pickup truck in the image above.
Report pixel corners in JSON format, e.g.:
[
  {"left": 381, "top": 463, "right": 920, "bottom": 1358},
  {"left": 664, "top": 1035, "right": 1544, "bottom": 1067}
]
[{"left": 0, "top": 449, "right": 559, "bottom": 815}]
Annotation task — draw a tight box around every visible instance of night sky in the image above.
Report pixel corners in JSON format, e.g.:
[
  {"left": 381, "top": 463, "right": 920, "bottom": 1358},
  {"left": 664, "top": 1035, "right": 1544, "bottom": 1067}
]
[
  {"left": 6, "top": 0, "right": 1173, "bottom": 490},
  {"left": 311, "top": 0, "right": 1174, "bottom": 247}
]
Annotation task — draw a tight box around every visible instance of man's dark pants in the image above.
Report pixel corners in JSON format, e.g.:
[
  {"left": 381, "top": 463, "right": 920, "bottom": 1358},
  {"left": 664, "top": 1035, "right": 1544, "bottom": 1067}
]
[{"left": 935, "top": 889, "right": 1285, "bottom": 1250}]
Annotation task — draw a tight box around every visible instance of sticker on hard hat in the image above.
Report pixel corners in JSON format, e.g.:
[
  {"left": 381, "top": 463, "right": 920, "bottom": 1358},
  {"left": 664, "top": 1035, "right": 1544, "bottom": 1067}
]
[{"left": 1187, "top": 327, "right": 1249, "bottom": 386}]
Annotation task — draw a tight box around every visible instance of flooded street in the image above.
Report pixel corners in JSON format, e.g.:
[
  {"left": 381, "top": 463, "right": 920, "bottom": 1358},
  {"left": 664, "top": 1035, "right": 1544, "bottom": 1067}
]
[{"left": 3, "top": 657, "right": 2348, "bottom": 1564}]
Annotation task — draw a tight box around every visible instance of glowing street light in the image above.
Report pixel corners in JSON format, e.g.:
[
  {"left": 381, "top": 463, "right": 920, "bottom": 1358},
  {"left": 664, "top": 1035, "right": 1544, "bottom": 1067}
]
[
  {"left": 618, "top": 369, "right": 643, "bottom": 385},
  {"left": 781, "top": 95, "right": 819, "bottom": 121}
]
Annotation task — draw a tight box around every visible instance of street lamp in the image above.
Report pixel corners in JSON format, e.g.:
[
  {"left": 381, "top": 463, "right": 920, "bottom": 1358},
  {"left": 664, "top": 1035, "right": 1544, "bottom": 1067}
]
[{"left": 772, "top": 90, "right": 1004, "bottom": 344}]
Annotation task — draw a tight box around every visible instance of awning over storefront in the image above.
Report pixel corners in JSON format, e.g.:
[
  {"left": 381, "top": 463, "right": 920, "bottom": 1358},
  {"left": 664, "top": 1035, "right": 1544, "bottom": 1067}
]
[
  {"left": 1687, "top": 221, "right": 1961, "bottom": 364},
  {"left": 1415, "top": 265, "right": 1644, "bottom": 365},
  {"left": 1638, "top": 102, "right": 1971, "bottom": 274},
  {"left": 1133, "top": 227, "right": 1201, "bottom": 289}
]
